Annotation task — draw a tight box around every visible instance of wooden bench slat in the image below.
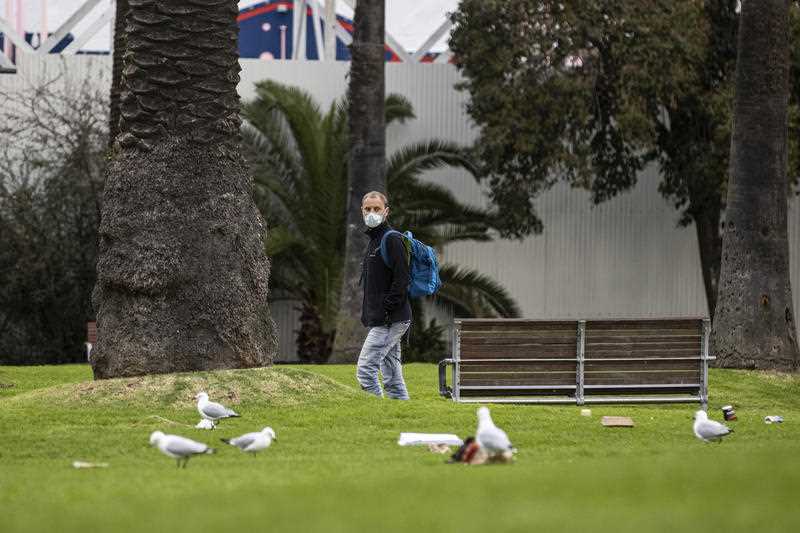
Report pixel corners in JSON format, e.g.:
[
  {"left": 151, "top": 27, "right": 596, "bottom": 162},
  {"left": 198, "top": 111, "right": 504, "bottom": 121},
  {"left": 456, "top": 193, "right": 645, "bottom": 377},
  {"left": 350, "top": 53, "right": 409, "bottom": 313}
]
[
  {"left": 585, "top": 372, "right": 700, "bottom": 385},
  {"left": 585, "top": 361, "right": 700, "bottom": 372},
  {"left": 585, "top": 335, "right": 700, "bottom": 344},
  {"left": 461, "top": 347, "right": 578, "bottom": 358},
  {"left": 459, "top": 322, "right": 578, "bottom": 333},
  {"left": 586, "top": 328, "right": 702, "bottom": 334},
  {"left": 459, "top": 331, "right": 577, "bottom": 340},
  {"left": 585, "top": 319, "right": 702, "bottom": 329},
  {"left": 461, "top": 376, "right": 578, "bottom": 386},
  {"left": 583, "top": 348, "right": 700, "bottom": 358}
]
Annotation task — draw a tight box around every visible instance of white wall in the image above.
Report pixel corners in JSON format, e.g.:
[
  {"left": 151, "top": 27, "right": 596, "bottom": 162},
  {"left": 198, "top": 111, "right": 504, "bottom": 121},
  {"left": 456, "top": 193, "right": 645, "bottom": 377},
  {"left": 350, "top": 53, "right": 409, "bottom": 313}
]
[{"left": 3, "top": 54, "right": 799, "bottom": 361}]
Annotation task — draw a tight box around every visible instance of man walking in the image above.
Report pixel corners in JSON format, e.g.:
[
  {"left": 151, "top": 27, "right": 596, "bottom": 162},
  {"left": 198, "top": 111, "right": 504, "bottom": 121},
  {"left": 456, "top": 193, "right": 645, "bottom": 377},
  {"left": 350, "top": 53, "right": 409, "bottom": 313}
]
[{"left": 356, "top": 191, "right": 411, "bottom": 400}]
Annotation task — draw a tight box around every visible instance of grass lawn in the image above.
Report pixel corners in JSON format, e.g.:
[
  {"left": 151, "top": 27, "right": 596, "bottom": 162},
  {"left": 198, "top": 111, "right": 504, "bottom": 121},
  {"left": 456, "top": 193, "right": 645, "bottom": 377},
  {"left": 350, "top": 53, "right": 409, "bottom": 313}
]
[{"left": 0, "top": 363, "right": 798, "bottom": 533}]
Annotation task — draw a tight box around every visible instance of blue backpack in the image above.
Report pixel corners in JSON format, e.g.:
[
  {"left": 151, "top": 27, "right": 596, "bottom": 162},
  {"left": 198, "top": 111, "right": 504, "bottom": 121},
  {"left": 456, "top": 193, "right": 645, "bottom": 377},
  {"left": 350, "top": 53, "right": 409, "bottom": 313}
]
[{"left": 379, "top": 230, "right": 441, "bottom": 298}]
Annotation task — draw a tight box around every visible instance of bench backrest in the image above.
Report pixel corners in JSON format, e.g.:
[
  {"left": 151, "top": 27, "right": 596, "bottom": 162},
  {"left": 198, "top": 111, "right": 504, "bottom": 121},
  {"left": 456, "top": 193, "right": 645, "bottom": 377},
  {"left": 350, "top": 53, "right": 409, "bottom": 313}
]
[
  {"left": 456, "top": 320, "right": 579, "bottom": 396},
  {"left": 583, "top": 319, "right": 704, "bottom": 394},
  {"left": 452, "top": 318, "right": 710, "bottom": 403}
]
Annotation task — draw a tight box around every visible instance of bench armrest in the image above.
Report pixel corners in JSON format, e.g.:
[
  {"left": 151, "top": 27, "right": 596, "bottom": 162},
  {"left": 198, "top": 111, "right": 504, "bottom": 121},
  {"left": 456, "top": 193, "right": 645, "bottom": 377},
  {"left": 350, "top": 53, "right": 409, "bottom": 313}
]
[{"left": 438, "top": 358, "right": 454, "bottom": 398}]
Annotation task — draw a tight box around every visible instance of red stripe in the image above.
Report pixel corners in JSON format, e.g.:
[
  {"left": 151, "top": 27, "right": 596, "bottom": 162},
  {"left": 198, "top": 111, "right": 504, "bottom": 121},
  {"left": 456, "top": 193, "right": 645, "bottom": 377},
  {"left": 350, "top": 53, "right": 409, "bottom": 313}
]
[
  {"left": 337, "top": 20, "right": 400, "bottom": 61},
  {"left": 238, "top": 5, "right": 402, "bottom": 61},
  {"left": 237, "top": 2, "right": 294, "bottom": 22}
]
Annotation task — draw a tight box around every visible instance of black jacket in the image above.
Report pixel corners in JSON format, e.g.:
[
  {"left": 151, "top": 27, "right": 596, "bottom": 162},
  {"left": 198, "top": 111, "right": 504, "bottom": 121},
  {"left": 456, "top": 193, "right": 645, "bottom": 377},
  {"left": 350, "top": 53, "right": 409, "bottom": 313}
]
[{"left": 361, "top": 222, "right": 412, "bottom": 327}]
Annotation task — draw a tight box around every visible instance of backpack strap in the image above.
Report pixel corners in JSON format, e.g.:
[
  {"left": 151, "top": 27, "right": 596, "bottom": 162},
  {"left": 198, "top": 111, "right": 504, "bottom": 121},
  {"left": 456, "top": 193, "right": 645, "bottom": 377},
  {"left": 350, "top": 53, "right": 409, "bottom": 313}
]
[{"left": 379, "top": 230, "right": 404, "bottom": 266}]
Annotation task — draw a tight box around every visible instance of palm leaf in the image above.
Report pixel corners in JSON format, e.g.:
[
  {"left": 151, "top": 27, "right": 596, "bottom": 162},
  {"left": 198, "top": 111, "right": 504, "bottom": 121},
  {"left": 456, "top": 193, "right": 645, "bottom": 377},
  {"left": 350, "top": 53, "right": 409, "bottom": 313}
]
[
  {"left": 385, "top": 93, "right": 416, "bottom": 125},
  {"left": 432, "top": 263, "right": 521, "bottom": 318},
  {"left": 386, "top": 140, "right": 480, "bottom": 187}
]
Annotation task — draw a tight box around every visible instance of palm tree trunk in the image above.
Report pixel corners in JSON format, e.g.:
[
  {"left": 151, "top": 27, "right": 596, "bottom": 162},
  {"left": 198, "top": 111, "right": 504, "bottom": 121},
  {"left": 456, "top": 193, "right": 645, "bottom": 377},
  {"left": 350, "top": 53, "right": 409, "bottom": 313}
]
[
  {"left": 691, "top": 204, "right": 722, "bottom": 318},
  {"left": 331, "top": 0, "right": 386, "bottom": 363},
  {"left": 711, "top": 0, "right": 799, "bottom": 371},
  {"left": 92, "top": 0, "right": 277, "bottom": 378},
  {"left": 108, "top": 0, "right": 128, "bottom": 148}
]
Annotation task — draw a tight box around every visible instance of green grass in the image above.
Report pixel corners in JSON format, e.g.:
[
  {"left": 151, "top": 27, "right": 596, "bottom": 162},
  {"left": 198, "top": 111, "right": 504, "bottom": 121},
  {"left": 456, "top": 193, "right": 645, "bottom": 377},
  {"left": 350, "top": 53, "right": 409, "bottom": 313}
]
[{"left": 0, "top": 364, "right": 798, "bottom": 533}]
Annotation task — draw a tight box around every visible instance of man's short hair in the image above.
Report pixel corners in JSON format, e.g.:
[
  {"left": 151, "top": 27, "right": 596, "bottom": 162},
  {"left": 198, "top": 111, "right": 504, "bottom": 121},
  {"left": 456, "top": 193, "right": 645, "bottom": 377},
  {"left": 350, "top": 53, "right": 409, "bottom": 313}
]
[{"left": 361, "top": 191, "right": 388, "bottom": 206}]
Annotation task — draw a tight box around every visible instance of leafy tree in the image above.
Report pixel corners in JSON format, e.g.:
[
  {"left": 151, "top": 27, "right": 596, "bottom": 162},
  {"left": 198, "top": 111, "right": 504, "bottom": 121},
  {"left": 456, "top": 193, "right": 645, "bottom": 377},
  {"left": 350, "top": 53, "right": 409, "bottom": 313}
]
[
  {"left": 336, "top": 0, "right": 388, "bottom": 357},
  {"left": 449, "top": 0, "right": 800, "bottom": 317},
  {"left": 92, "top": 0, "right": 276, "bottom": 378},
  {"left": 712, "top": 0, "right": 799, "bottom": 371},
  {"left": 0, "top": 79, "right": 107, "bottom": 363},
  {"left": 242, "top": 81, "right": 520, "bottom": 362}
]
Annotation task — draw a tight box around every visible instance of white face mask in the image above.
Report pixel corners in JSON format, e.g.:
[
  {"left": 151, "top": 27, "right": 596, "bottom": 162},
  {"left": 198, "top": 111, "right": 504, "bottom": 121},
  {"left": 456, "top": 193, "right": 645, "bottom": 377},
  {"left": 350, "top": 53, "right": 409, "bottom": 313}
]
[{"left": 363, "top": 211, "right": 384, "bottom": 228}]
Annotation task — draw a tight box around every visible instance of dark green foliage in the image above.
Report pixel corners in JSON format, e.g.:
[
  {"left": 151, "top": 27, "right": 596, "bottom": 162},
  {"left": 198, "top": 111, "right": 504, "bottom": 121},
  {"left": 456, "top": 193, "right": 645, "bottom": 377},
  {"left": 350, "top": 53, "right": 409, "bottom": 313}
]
[
  {"left": 403, "top": 311, "right": 448, "bottom": 363},
  {"left": 242, "top": 82, "right": 520, "bottom": 362},
  {"left": 0, "top": 80, "right": 108, "bottom": 363},
  {"left": 449, "top": 0, "right": 800, "bottom": 316}
]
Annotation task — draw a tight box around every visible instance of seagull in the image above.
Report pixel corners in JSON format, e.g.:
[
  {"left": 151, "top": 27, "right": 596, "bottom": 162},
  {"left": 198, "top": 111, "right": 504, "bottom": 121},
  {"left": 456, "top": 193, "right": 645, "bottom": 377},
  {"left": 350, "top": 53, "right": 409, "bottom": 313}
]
[
  {"left": 475, "top": 406, "right": 514, "bottom": 455},
  {"left": 693, "top": 410, "right": 734, "bottom": 443},
  {"left": 221, "top": 427, "right": 276, "bottom": 456},
  {"left": 195, "top": 392, "right": 240, "bottom": 427},
  {"left": 149, "top": 431, "right": 215, "bottom": 468}
]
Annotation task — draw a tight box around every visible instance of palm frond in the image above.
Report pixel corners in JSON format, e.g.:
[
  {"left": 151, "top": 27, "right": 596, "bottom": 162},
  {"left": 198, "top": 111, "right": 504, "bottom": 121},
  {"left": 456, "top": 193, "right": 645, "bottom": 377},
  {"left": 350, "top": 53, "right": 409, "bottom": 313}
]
[
  {"left": 432, "top": 263, "right": 521, "bottom": 318},
  {"left": 250, "top": 80, "right": 327, "bottom": 197},
  {"left": 387, "top": 140, "right": 480, "bottom": 187},
  {"left": 385, "top": 93, "right": 416, "bottom": 125}
]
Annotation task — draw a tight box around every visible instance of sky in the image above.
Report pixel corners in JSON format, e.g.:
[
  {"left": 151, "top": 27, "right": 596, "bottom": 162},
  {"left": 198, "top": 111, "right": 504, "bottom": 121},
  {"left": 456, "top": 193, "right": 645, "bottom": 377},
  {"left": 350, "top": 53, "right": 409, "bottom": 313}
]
[{"left": 0, "top": 0, "right": 458, "bottom": 53}]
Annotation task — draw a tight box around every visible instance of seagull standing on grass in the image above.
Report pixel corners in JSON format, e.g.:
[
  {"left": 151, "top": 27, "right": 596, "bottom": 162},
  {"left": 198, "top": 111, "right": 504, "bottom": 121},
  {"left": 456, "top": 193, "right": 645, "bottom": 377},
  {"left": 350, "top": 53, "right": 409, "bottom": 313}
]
[
  {"left": 195, "top": 391, "right": 240, "bottom": 428},
  {"left": 149, "top": 431, "right": 215, "bottom": 468},
  {"left": 476, "top": 406, "right": 514, "bottom": 455},
  {"left": 693, "top": 410, "right": 733, "bottom": 443},
  {"left": 221, "top": 427, "right": 276, "bottom": 457}
]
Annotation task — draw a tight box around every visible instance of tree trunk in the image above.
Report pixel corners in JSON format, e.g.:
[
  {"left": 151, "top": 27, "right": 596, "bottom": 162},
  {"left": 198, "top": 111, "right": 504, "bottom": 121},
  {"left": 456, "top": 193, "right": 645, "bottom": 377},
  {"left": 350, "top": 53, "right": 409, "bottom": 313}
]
[
  {"left": 691, "top": 204, "right": 722, "bottom": 319},
  {"left": 108, "top": 0, "right": 128, "bottom": 147},
  {"left": 711, "top": 0, "right": 799, "bottom": 371},
  {"left": 91, "top": 0, "right": 277, "bottom": 379},
  {"left": 330, "top": 0, "right": 386, "bottom": 363}
]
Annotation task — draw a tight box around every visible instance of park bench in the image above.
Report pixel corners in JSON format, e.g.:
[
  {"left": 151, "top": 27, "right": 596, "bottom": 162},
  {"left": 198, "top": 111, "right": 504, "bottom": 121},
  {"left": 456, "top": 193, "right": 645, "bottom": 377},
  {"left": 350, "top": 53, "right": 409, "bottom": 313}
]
[
  {"left": 86, "top": 321, "right": 97, "bottom": 361},
  {"left": 438, "top": 318, "right": 713, "bottom": 406}
]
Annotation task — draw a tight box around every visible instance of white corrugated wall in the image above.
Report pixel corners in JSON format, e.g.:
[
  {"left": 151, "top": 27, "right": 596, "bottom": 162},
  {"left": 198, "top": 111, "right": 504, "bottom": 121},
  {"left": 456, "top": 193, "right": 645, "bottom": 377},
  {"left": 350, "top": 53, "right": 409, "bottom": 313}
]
[{"left": 2, "top": 55, "right": 798, "bottom": 361}]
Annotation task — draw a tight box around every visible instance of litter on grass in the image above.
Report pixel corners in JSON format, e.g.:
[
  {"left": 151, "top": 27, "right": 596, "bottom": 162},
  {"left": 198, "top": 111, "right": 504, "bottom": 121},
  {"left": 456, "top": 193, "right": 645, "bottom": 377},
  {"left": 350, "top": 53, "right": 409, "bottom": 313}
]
[
  {"left": 428, "top": 443, "right": 452, "bottom": 454},
  {"left": 397, "top": 433, "right": 463, "bottom": 447},
  {"left": 765, "top": 415, "right": 784, "bottom": 424},
  {"left": 722, "top": 405, "right": 737, "bottom": 421},
  {"left": 601, "top": 416, "right": 635, "bottom": 427},
  {"left": 72, "top": 461, "right": 109, "bottom": 469},
  {"left": 448, "top": 437, "right": 514, "bottom": 465},
  {"left": 580, "top": 409, "right": 592, "bottom": 417}
]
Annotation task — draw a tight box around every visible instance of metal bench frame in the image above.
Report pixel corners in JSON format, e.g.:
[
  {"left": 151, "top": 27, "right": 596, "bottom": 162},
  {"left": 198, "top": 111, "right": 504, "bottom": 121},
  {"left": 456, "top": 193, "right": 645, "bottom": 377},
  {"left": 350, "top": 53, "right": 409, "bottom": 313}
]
[{"left": 439, "top": 318, "right": 714, "bottom": 406}]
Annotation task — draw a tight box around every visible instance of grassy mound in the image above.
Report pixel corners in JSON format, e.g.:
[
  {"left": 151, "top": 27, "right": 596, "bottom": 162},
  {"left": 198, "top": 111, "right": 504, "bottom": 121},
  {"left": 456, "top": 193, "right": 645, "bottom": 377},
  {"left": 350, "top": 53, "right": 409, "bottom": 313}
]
[{"left": 7, "top": 366, "right": 360, "bottom": 409}]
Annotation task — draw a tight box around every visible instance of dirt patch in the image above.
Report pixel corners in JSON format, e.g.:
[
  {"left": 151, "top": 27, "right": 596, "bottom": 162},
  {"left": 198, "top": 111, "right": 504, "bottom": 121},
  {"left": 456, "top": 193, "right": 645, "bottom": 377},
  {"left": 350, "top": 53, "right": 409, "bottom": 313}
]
[{"left": 8, "top": 367, "right": 359, "bottom": 409}]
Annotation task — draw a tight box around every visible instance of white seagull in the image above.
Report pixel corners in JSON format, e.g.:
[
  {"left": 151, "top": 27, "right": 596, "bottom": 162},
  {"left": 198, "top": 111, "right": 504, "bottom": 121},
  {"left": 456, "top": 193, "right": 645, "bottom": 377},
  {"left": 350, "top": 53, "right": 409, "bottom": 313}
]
[
  {"left": 221, "top": 427, "right": 277, "bottom": 456},
  {"left": 149, "top": 431, "right": 215, "bottom": 468},
  {"left": 693, "top": 410, "right": 734, "bottom": 443},
  {"left": 476, "top": 406, "right": 514, "bottom": 455},
  {"left": 195, "top": 391, "right": 240, "bottom": 427}
]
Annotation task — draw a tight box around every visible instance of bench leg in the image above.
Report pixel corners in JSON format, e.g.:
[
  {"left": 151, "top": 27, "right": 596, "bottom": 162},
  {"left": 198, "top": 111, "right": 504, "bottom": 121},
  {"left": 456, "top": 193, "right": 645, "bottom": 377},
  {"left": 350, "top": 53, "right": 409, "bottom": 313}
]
[{"left": 438, "top": 358, "right": 454, "bottom": 399}]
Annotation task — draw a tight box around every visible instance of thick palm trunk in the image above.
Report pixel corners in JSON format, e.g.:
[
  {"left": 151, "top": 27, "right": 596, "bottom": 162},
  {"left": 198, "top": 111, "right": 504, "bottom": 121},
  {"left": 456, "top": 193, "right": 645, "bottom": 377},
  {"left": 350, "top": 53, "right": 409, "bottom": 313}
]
[
  {"left": 692, "top": 204, "right": 722, "bottom": 318},
  {"left": 711, "top": 0, "right": 799, "bottom": 371},
  {"left": 108, "top": 0, "right": 128, "bottom": 147},
  {"left": 331, "top": 0, "right": 386, "bottom": 362},
  {"left": 92, "top": 0, "right": 277, "bottom": 378}
]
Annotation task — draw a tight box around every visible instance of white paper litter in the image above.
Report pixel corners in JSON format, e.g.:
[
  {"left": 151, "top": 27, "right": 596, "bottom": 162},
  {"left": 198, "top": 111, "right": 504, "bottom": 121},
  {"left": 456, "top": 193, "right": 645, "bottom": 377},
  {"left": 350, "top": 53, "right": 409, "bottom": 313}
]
[
  {"left": 397, "top": 433, "right": 463, "bottom": 446},
  {"left": 72, "top": 461, "right": 109, "bottom": 469}
]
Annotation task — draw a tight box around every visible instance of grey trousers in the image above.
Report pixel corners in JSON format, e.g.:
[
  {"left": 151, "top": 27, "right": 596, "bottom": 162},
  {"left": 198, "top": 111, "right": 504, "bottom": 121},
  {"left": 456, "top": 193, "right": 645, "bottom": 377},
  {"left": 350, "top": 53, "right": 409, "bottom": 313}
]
[{"left": 356, "top": 320, "right": 411, "bottom": 400}]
